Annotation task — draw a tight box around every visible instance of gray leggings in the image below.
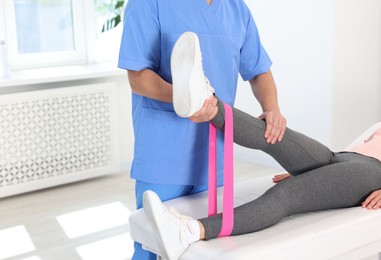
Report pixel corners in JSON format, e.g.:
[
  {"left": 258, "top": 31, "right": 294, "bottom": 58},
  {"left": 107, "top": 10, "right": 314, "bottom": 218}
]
[{"left": 199, "top": 99, "right": 381, "bottom": 240}]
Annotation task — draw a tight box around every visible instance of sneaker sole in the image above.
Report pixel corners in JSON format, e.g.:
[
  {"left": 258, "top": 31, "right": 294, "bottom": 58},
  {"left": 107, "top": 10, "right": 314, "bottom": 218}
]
[
  {"left": 143, "top": 191, "right": 172, "bottom": 260},
  {"left": 171, "top": 32, "right": 200, "bottom": 118}
]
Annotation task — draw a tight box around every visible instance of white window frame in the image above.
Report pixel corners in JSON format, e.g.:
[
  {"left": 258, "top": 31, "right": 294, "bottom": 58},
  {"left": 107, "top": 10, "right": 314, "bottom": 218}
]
[{"left": 2, "top": 0, "right": 95, "bottom": 70}]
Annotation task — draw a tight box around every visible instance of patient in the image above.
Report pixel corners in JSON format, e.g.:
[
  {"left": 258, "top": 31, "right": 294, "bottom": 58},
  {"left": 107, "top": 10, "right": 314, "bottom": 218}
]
[
  {"left": 143, "top": 101, "right": 381, "bottom": 259},
  {"left": 142, "top": 33, "right": 381, "bottom": 260}
]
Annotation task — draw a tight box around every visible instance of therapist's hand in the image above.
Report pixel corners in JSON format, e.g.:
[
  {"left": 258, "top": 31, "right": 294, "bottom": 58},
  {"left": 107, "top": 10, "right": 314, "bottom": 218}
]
[
  {"left": 258, "top": 110, "right": 287, "bottom": 144},
  {"left": 362, "top": 189, "right": 381, "bottom": 210},
  {"left": 272, "top": 173, "right": 292, "bottom": 183},
  {"left": 189, "top": 96, "right": 218, "bottom": 123}
]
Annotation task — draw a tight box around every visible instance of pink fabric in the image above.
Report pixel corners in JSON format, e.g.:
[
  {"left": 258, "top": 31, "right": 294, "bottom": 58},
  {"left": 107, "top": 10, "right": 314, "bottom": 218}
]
[
  {"left": 219, "top": 104, "right": 234, "bottom": 236},
  {"left": 208, "top": 103, "right": 234, "bottom": 237},
  {"left": 208, "top": 124, "right": 217, "bottom": 216},
  {"left": 346, "top": 128, "right": 381, "bottom": 162}
]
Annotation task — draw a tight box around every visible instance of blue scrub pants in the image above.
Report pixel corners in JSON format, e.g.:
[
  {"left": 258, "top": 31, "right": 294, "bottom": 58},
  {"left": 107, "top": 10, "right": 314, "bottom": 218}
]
[{"left": 132, "top": 180, "right": 207, "bottom": 260}]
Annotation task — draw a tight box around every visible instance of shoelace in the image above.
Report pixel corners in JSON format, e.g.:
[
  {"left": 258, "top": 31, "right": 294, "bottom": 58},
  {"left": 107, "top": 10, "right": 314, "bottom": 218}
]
[
  {"left": 204, "top": 76, "right": 215, "bottom": 93},
  {"left": 204, "top": 76, "right": 210, "bottom": 86},
  {"left": 169, "top": 207, "right": 195, "bottom": 241},
  {"left": 200, "top": 54, "right": 214, "bottom": 93}
]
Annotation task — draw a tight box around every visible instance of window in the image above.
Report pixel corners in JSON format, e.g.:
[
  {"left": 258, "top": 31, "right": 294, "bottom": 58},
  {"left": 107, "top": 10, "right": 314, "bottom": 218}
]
[
  {"left": 14, "top": 0, "right": 75, "bottom": 54},
  {"left": 0, "top": 0, "right": 124, "bottom": 70}
]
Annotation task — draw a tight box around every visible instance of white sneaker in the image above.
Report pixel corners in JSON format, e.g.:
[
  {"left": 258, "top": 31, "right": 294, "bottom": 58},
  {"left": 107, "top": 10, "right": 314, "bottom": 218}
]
[
  {"left": 171, "top": 31, "right": 214, "bottom": 118},
  {"left": 143, "top": 190, "right": 197, "bottom": 260}
]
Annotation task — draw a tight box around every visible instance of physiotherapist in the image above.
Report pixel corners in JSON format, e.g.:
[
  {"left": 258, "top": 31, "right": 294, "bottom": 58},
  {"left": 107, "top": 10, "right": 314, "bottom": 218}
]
[{"left": 117, "top": 0, "right": 287, "bottom": 259}]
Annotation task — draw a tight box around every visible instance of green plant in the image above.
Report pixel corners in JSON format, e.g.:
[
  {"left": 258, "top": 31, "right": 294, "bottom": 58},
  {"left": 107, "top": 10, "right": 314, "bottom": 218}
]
[{"left": 96, "top": 0, "right": 125, "bottom": 32}]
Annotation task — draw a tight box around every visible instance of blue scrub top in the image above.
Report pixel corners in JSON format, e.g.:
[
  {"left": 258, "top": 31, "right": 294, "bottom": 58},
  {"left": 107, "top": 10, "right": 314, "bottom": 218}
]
[{"left": 118, "top": 0, "right": 272, "bottom": 186}]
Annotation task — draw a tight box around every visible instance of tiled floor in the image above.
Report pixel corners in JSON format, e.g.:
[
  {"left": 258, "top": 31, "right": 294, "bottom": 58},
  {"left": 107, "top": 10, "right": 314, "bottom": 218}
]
[{"left": 0, "top": 160, "right": 279, "bottom": 260}]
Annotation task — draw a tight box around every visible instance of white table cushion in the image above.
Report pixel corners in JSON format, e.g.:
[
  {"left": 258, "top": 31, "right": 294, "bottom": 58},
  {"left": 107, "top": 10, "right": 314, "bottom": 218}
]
[{"left": 129, "top": 175, "right": 381, "bottom": 259}]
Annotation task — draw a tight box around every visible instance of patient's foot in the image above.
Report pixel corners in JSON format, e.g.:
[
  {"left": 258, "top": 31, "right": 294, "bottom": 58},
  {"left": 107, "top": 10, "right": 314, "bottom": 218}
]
[
  {"left": 171, "top": 31, "right": 214, "bottom": 118},
  {"left": 143, "top": 190, "right": 200, "bottom": 259}
]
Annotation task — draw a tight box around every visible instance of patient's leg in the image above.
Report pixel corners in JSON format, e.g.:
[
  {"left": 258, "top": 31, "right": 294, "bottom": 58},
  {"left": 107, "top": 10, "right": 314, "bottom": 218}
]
[
  {"left": 199, "top": 152, "right": 381, "bottom": 239},
  {"left": 212, "top": 98, "right": 333, "bottom": 175}
]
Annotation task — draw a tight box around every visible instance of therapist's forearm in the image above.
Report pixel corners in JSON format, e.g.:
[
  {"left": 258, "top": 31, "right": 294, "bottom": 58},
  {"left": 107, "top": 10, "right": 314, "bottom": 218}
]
[
  {"left": 249, "top": 71, "right": 280, "bottom": 113},
  {"left": 128, "top": 69, "right": 173, "bottom": 103}
]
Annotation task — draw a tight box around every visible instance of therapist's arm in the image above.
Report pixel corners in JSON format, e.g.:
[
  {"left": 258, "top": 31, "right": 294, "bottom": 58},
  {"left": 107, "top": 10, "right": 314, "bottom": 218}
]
[
  {"left": 128, "top": 69, "right": 218, "bottom": 122},
  {"left": 128, "top": 69, "right": 173, "bottom": 103},
  {"left": 250, "top": 70, "right": 287, "bottom": 144}
]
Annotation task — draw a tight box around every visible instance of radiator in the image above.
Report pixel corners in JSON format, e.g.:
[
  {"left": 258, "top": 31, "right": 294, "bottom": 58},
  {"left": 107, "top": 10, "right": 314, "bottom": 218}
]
[{"left": 0, "top": 82, "right": 119, "bottom": 198}]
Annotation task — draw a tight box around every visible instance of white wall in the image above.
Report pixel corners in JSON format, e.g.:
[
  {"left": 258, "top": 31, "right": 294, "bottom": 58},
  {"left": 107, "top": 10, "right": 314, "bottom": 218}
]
[
  {"left": 332, "top": 0, "right": 381, "bottom": 151},
  {"left": 234, "top": 0, "right": 381, "bottom": 169},
  {"left": 235, "top": 0, "right": 334, "bottom": 169}
]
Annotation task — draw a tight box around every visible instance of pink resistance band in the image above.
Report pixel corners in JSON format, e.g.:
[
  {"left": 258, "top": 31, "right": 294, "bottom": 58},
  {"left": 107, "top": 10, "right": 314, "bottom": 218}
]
[{"left": 208, "top": 103, "right": 234, "bottom": 237}]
